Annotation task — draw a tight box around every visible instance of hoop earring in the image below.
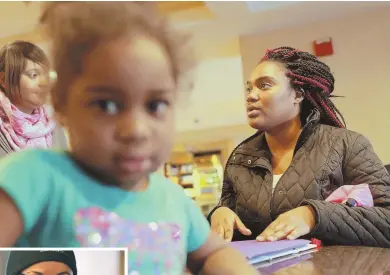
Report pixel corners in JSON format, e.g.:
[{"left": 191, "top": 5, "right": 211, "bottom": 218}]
[{"left": 294, "top": 88, "right": 305, "bottom": 105}]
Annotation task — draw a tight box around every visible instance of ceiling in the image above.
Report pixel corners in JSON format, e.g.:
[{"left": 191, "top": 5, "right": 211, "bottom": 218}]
[
  {"left": 1, "top": 1, "right": 390, "bottom": 43},
  {"left": 157, "top": 1, "right": 208, "bottom": 14},
  {"left": 190, "top": 1, "right": 390, "bottom": 39}
]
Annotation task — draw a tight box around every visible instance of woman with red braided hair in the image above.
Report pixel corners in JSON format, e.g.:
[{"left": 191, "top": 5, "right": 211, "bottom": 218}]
[{"left": 208, "top": 46, "right": 390, "bottom": 247}]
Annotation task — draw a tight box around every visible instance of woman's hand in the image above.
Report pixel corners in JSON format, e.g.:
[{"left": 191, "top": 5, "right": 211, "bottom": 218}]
[
  {"left": 210, "top": 207, "right": 252, "bottom": 242},
  {"left": 257, "top": 206, "right": 316, "bottom": 242}
]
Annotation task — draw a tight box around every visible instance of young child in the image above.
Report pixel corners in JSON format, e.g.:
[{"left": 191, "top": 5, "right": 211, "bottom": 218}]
[{"left": 0, "top": 2, "right": 257, "bottom": 275}]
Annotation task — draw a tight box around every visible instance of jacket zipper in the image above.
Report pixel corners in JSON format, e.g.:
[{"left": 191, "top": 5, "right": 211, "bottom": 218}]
[
  {"left": 270, "top": 118, "right": 317, "bottom": 220},
  {"left": 270, "top": 167, "right": 290, "bottom": 220},
  {"left": 269, "top": 170, "right": 275, "bottom": 221}
]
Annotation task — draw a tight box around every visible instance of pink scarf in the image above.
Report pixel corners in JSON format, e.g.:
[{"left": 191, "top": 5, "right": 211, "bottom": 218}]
[{"left": 0, "top": 91, "right": 56, "bottom": 151}]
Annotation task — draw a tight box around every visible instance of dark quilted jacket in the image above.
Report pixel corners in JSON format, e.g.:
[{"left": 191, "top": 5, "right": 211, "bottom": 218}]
[{"left": 209, "top": 110, "right": 390, "bottom": 247}]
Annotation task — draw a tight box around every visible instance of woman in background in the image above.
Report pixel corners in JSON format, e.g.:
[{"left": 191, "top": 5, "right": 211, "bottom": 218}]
[
  {"left": 209, "top": 46, "right": 390, "bottom": 247},
  {"left": 0, "top": 41, "right": 57, "bottom": 156}
]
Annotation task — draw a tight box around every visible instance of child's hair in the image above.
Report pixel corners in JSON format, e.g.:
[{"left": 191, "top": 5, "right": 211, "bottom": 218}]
[
  {"left": 39, "top": 2, "right": 194, "bottom": 110},
  {"left": 0, "top": 41, "right": 49, "bottom": 98}
]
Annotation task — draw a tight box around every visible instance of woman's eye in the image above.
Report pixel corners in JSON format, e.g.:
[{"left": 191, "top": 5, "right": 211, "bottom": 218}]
[
  {"left": 29, "top": 73, "right": 38, "bottom": 79},
  {"left": 147, "top": 100, "right": 169, "bottom": 116},
  {"left": 94, "top": 100, "right": 120, "bottom": 115},
  {"left": 260, "top": 83, "right": 272, "bottom": 89}
]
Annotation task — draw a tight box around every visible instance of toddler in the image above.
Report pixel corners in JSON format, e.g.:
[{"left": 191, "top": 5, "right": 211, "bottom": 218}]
[{"left": 0, "top": 2, "right": 257, "bottom": 275}]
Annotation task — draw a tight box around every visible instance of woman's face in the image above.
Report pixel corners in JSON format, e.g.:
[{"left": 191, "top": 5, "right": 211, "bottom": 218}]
[
  {"left": 12, "top": 59, "right": 50, "bottom": 114},
  {"left": 21, "top": 261, "right": 72, "bottom": 275},
  {"left": 246, "top": 60, "right": 303, "bottom": 131}
]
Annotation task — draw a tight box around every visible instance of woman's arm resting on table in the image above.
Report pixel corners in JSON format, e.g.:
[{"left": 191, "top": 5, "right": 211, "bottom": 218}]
[
  {"left": 187, "top": 231, "right": 258, "bottom": 275},
  {"left": 0, "top": 189, "right": 23, "bottom": 246},
  {"left": 303, "top": 134, "right": 390, "bottom": 247}
]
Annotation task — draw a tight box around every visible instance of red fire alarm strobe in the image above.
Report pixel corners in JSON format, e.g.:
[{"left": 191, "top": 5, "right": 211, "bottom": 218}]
[{"left": 313, "top": 37, "right": 334, "bottom": 57}]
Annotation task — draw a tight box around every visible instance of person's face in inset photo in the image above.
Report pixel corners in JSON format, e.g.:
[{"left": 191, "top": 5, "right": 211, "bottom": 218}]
[{"left": 21, "top": 261, "right": 73, "bottom": 275}]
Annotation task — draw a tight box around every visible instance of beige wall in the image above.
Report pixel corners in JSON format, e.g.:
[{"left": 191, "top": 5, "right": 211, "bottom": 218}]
[{"left": 239, "top": 8, "right": 390, "bottom": 164}]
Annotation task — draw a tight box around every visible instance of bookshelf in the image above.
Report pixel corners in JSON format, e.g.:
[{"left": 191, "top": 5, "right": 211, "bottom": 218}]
[{"left": 164, "top": 151, "right": 200, "bottom": 198}]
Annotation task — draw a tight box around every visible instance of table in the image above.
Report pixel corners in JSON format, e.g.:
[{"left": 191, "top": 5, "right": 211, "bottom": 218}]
[{"left": 257, "top": 246, "right": 390, "bottom": 275}]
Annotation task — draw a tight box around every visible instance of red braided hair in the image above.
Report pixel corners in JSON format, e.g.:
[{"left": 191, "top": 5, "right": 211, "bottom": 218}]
[{"left": 260, "top": 46, "right": 345, "bottom": 128}]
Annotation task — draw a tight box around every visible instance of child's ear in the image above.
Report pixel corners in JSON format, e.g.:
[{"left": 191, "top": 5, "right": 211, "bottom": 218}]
[{"left": 294, "top": 88, "right": 305, "bottom": 104}]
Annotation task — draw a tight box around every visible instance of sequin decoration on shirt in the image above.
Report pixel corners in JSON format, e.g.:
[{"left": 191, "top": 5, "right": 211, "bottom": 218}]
[{"left": 74, "top": 207, "right": 185, "bottom": 274}]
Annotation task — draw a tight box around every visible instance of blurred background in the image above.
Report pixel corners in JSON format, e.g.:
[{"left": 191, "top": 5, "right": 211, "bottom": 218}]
[
  {"left": 0, "top": 249, "right": 126, "bottom": 275},
  {"left": 1, "top": 1, "right": 389, "bottom": 215}
]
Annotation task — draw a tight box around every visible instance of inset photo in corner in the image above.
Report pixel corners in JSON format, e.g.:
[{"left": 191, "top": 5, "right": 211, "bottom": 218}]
[{"left": 0, "top": 248, "right": 127, "bottom": 275}]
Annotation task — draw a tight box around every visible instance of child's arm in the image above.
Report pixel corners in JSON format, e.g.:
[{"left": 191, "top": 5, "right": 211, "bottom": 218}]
[
  {"left": 0, "top": 190, "right": 23, "bottom": 246},
  {"left": 0, "top": 151, "right": 55, "bottom": 247},
  {"left": 187, "top": 231, "right": 258, "bottom": 275},
  {"left": 178, "top": 182, "right": 257, "bottom": 274}
]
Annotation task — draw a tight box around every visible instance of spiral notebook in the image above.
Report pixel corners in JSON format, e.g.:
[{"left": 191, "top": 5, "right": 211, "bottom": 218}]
[{"left": 230, "top": 239, "right": 317, "bottom": 265}]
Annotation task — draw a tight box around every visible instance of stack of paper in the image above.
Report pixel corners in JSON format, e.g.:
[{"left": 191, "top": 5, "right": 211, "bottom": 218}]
[{"left": 230, "top": 239, "right": 317, "bottom": 266}]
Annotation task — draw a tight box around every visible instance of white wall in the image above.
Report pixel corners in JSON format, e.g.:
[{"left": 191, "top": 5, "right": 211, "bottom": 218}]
[
  {"left": 37, "top": 42, "right": 49, "bottom": 55},
  {"left": 74, "top": 250, "right": 123, "bottom": 275},
  {"left": 239, "top": 9, "right": 390, "bottom": 163},
  {"left": 175, "top": 56, "right": 247, "bottom": 132}
]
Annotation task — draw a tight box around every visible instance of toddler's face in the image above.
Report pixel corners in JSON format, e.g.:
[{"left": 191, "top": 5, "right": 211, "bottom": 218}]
[{"left": 60, "top": 35, "right": 176, "bottom": 188}]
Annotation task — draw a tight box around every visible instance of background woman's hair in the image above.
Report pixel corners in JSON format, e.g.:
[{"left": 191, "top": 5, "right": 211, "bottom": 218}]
[
  {"left": 0, "top": 41, "right": 49, "bottom": 99},
  {"left": 39, "top": 1, "right": 195, "bottom": 110},
  {"left": 261, "top": 46, "right": 346, "bottom": 128}
]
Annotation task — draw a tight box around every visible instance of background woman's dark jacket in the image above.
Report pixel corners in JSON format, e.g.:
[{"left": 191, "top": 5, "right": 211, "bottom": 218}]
[{"left": 208, "top": 109, "right": 390, "bottom": 247}]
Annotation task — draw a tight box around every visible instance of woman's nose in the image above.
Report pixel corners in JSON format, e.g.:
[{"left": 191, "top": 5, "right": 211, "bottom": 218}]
[{"left": 247, "top": 89, "right": 260, "bottom": 103}]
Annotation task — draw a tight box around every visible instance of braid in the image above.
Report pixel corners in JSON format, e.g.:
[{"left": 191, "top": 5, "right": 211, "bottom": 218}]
[{"left": 261, "top": 46, "right": 346, "bottom": 128}]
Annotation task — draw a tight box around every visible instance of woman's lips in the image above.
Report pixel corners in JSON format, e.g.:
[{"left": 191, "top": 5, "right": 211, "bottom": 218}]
[
  {"left": 247, "top": 106, "right": 262, "bottom": 118},
  {"left": 247, "top": 109, "right": 262, "bottom": 118}
]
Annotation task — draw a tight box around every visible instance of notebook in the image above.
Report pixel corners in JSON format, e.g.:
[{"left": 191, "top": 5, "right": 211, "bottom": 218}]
[
  {"left": 256, "top": 253, "right": 313, "bottom": 274},
  {"left": 230, "top": 239, "right": 317, "bottom": 265}
]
